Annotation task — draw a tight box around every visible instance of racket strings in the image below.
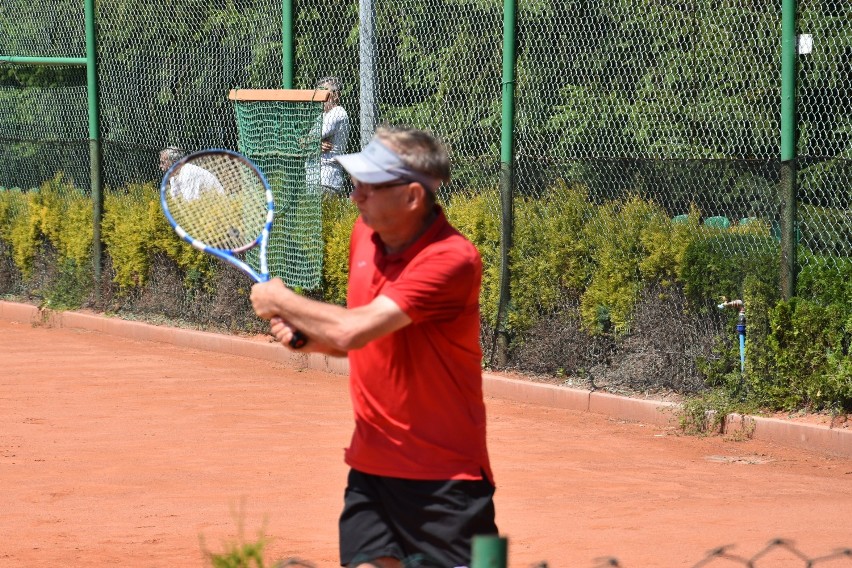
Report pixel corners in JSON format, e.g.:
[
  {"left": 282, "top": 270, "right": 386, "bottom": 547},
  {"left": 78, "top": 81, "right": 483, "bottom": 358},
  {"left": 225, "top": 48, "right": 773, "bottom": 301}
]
[{"left": 164, "top": 154, "right": 269, "bottom": 252}]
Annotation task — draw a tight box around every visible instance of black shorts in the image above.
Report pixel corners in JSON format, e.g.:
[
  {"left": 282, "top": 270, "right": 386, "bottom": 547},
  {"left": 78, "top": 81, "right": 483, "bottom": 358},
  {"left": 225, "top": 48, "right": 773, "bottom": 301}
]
[{"left": 339, "top": 468, "right": 498, "bottom": 567}]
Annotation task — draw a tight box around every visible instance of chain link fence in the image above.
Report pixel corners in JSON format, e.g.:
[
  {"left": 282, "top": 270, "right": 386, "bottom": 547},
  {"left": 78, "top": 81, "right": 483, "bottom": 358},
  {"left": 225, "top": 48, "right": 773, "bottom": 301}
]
[
  {"left": 2, "top": 0, "right": 848, "bottom": 251},
  {"left": 229, "top": 538, "right": 852, "bottom": 568},
  {"left": 797, "top": 3, "right": 852, "bottom": 266},
  {"left": 0, "top": 0, "right": 850, "bottom": 378}
]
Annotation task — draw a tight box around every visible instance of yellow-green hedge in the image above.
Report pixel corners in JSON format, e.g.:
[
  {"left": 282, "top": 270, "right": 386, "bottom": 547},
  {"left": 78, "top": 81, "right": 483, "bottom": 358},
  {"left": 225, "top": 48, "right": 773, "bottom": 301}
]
[
  {"left": 100, "top": 183, "right": 213, "bottom": 291},
  {"left": 0, "top": 174, "right": 92, "bottom": 279}
]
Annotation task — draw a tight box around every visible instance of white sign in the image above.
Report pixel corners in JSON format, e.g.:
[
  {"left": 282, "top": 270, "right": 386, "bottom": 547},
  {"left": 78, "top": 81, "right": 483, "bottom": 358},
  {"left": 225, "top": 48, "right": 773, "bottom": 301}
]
[{"left": 798, "top": 34, "right": 813, "bottom": 55}]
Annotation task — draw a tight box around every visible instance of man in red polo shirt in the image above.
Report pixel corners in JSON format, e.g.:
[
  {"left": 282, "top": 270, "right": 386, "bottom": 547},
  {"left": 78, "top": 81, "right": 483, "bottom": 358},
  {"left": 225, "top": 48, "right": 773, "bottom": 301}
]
[{"left": 250, "top": 125, "right": 498, "bottom": 568}]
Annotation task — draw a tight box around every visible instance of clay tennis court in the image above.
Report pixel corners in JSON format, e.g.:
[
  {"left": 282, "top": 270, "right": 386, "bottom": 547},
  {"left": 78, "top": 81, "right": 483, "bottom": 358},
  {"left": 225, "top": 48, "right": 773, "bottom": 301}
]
[{"left": 2, "top": 309, "right": 852, "bottom": 568}]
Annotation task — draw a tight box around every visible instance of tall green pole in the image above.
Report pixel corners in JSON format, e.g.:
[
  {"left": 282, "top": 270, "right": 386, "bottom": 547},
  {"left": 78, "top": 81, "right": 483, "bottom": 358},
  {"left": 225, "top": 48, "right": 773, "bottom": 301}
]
[
  {"left": 779, "top": 0, "right": 798, "bottom": 300},
  {"left": 282, "top": 0, "right": 294, "bottom": 88},
  {"left": 494, "top": 0, "right": 517, "bottom": 366},
  {"left": 85, "top": 0, "right": 104, "bottom": 287}
]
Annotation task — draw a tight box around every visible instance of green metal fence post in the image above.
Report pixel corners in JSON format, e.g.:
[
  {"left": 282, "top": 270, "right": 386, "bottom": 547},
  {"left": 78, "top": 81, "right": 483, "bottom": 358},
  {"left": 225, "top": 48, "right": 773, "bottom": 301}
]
[
  {"left": 779, "top": 0, "right": 798, "bottom": 300},
  {"left": 494, "top": 0, "right": 517, "bottom": 366},
  {"left": 282, "top": 0, "right": 294, "bottom": 88},
  {"left": 471, "top": 535, "right": 508, "bottom": 568},
  {"left": 85, "top": 0, "right": 104, "bottom": 290}
]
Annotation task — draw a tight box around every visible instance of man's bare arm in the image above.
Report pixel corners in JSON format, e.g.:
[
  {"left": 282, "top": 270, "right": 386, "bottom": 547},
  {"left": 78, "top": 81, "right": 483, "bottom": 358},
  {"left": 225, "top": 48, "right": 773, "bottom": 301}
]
[{"left": 251, "top": 278, "right": 411, "bottom": 353}]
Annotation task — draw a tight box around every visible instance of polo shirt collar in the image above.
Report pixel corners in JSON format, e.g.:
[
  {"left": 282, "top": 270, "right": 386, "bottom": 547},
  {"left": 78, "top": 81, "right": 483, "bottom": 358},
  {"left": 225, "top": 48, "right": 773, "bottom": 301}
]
[{"left": 371, "top": 205, "right": 447, "bottom": 263}]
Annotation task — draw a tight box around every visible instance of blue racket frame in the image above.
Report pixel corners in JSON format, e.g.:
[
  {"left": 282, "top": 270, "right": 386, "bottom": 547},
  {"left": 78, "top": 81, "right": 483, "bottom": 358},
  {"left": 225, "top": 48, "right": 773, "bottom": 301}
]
[{"left": 159, "top": 148, "right": 274, "bottom": 283}]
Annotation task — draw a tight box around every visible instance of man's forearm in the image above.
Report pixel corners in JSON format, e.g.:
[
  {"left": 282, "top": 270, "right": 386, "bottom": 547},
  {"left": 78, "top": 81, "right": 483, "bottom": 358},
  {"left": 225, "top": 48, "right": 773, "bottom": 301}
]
[
  {"left": 252, "top": 279, "right": 409, "bottom": 353},
  {"left": 274, "top": 287, "right": 355, "bottom": 351}
]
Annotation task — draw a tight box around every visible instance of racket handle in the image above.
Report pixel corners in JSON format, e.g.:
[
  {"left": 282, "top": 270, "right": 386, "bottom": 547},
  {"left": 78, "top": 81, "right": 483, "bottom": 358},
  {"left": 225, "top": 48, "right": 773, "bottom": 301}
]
[{"left": 289, "top": 330, "right": 308, "bottom": 349}]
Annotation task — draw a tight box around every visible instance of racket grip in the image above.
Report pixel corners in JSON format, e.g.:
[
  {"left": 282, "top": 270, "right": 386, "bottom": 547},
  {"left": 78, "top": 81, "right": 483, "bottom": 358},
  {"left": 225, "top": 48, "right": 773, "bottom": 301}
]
[{"left": 289, "top": 330, "right": 308, "bottom": 349}]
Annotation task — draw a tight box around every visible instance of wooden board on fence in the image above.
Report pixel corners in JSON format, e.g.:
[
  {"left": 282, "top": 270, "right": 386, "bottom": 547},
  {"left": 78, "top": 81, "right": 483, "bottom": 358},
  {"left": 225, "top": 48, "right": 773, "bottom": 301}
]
[{"left": 228, "top": 88, "right": 331, "bottom": 102}]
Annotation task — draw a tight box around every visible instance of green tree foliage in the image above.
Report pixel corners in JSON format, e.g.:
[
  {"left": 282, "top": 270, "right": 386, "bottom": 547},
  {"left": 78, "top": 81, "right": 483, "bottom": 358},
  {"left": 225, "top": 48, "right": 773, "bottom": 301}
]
[
  {"left": 0, "top": 67, "right": 86, "bottom": 89},
  {"left": 0, "top": 0, "right": 86, "bottom": 60},
  {"left": 372, "top": 0, "right": 503, "bottom": 187}
]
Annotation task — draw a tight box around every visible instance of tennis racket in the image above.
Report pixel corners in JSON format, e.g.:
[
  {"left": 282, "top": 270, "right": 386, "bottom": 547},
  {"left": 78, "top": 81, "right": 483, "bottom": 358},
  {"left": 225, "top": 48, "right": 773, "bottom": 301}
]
[{"left": 160, "top": 148, "right": 307, "bottom": 349}]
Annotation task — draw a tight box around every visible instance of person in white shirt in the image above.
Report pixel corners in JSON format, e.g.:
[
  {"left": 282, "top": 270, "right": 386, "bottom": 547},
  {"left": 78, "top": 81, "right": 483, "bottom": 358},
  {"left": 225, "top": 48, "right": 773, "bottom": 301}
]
[
  {"left": 159, "top": 146, "right": 225, "bottom": 201},
  {"left": 312, "top": 77, "right": 351, "bottom": 196}
]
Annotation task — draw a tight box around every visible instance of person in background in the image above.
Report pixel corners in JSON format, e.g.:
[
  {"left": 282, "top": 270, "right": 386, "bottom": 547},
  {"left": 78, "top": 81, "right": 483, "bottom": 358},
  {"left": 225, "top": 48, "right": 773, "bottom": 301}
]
[
  {"left": 250, "top": 125, "right": 498, "bottom": 568},
  {"left": 158, "top": 146, "right": 184, "bottom": 174},
  {"left": 314, "top": 76, "right": 351, "bottom": 196},
  {"left": 158, "top": 146, "right": 224, "bottom": 201}
]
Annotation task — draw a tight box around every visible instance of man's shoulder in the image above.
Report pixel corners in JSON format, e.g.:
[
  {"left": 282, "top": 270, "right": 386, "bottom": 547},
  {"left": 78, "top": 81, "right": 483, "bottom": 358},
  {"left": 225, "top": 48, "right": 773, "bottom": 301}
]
[
  {"left": 425, "top": 220, "right": 480, "bottom": 263},
  {"left": 181, "top": 163, "right": 209, "bottom": 177},
  {"left": 329, "top": 106, "right": 349, "bottom": 120}
]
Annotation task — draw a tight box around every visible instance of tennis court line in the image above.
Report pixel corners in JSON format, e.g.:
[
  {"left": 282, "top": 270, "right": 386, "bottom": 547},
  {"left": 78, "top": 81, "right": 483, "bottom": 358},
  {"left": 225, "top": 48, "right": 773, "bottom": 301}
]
[{"left": 2, "top": 299, "right": 849, "bottom": 458}]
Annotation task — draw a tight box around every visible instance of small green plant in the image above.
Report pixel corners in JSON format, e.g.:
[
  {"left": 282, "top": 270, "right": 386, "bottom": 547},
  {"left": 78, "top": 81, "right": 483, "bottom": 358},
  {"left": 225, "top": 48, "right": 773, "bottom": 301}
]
[
  {"left": 204, "top": 537, "right": 268, "bottom": 568},
  {"left": 199, "top": 512, "right": 316, "bottom": 568},
  {"left": 678, "top": 389, "right": 739, "bottom": 435}
]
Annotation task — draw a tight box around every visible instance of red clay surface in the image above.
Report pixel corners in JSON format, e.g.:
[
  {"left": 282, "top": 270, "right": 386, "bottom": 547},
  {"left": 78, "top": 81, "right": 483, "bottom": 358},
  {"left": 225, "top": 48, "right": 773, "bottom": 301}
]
[{"left": 2, "top": 317, "right": 852, "bottom": 568}]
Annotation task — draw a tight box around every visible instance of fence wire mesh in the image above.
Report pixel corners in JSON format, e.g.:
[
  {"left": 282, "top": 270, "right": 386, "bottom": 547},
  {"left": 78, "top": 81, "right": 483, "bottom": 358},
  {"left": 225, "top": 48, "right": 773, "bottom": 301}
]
[
  {"left": 796, "top": 2, "right": 852, "bottom": 267},
  {"left": 595, "top": 538, "right": 852, "bottom": 568},
  {"left": 0, "top": 0, "right": 849, "bottom": 371},
  {"left": 215, "top": 539, "right": 852, "bottom": 568}
]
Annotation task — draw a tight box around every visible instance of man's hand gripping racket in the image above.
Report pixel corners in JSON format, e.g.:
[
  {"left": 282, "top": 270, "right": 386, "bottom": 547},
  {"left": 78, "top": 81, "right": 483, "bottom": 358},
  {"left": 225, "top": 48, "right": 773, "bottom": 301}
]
[{"left": 159, "top": 149, "right": 307, "bottom": 349}]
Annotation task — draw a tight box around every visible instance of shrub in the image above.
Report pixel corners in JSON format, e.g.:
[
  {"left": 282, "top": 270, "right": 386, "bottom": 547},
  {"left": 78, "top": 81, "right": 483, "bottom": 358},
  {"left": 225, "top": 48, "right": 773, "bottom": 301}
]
[
  {"left": 321, "top": 197, "right": 359, "bottom": 305},
  {"left": 680, "top": 232, "right": 779, "bottom": 313},
  {"left": 639, "top": 204, "right": 700, "bottom": 286},
  {"left": 509, "top": 181, "right": 595, "bottom": 332},
  {"left": 101, "top": 183, "right": 211, "bottom": 292},
  {"left": 0, "top": 175, "right": 94, "bottom": 306},
  {"left": 764, "top": 299, "right": 846, "bottom": 410},
  {"left": 580, "top": 195, "right": 668, "bottom": 334}
]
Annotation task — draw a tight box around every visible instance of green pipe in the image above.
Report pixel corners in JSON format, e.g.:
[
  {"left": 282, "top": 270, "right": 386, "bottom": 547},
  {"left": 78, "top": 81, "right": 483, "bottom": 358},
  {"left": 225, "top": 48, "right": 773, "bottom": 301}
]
[
  {"left": 85, "top": 0, "right": 104, "bottom": 285},
  {"left": 471, "top": 535, "right": 508, "bottom": 568},
  {"left": 281, "top": 0, "right": 294, "bottom": 88},
  {"left": 779, "top": 0, "right": 798, "bottom": 299},
  {"left": 780, "top": 0, "right": 797, "bottom": 162},
  {"left": 0, "top": 55, "right": 87, "bottom": 66},
  {"left": 500, "top": 0, "right": 516, "bottom": 166},
  {"left": 494, "top": 0, "right": 517, "bottom": 365}
]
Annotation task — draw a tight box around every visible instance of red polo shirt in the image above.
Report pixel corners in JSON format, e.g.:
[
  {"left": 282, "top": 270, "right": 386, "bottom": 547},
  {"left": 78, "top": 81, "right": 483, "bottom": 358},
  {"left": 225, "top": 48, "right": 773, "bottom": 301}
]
[{"left": 344, "top": 207, "right": 493, "bottom": 483}]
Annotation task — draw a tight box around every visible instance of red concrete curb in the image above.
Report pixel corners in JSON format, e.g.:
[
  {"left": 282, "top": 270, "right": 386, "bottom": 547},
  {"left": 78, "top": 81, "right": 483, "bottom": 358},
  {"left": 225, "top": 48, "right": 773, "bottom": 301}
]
[
  {"left": 589, "top": 391, "right": 679, "bottom": 427},
  {"left": 482, "top": 373, "right": 590, "bottom": 412},
  {"left": 723, "top": 413, "right": 852, "bottom": 457},
  {"left": 3, "top": 300, "right": 850, "bottom": 458}
]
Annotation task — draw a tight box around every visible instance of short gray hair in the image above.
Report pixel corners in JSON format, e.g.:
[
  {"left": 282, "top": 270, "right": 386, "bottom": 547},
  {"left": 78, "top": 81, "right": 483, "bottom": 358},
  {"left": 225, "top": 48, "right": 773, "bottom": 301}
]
[
  {"left": 375, "top": 125, "right": 450, "bottom": 187},
  {"left": 160, "top": 146, "right": 184, "bottom": 165},
  {"left": 316, "top": 76, "right": 342, "bottom": 93}
]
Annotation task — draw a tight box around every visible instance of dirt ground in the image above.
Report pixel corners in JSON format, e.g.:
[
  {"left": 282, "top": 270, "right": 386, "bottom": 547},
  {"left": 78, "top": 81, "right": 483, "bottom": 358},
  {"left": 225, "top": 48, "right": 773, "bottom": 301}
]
[{"left": 2, "top": 318, "right": 852, "bottom": 568}]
